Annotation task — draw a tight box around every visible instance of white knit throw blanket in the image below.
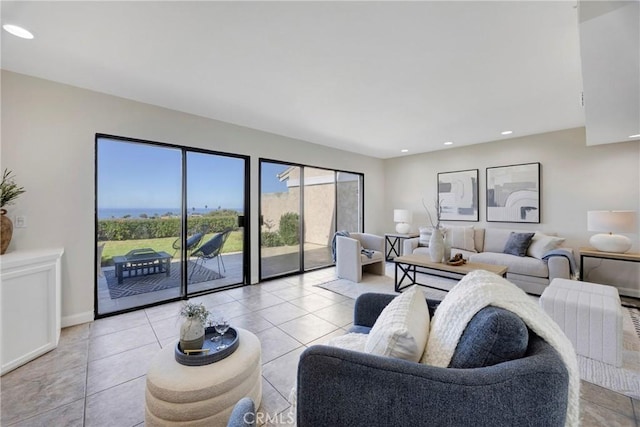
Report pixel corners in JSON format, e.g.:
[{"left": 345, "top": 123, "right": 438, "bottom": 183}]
[{"left": 422, "top": 270, "right": 580, "bottom": 427}]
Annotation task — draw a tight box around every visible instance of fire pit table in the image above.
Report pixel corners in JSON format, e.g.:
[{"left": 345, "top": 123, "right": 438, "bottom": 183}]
[{"left": 113, "top": 248, "right": 172, "bottom": 284}]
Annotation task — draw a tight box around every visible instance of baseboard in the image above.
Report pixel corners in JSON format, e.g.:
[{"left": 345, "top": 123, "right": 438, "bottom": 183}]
[
  {"left": 62, "top": 311, "right": 94, "bottom": 328},
  {"left": 618, "top": 286, "right": 640, "bottom": 298}
]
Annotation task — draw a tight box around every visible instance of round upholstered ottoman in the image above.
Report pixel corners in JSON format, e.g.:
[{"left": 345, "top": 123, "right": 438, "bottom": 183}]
[{"left": 145, "top": 327, "right": 262, "bottom": 427}]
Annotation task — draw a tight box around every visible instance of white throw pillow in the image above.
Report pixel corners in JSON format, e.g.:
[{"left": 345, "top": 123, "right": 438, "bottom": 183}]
[
  {"left": 419, "top": 227, "right": 432, "bottom": 246},
  {"left": 444, "top": 225, "right": 476, "bottom": 252},
  {"left": 527, "top": 232, "right": 565, "bottom": 259},
  {"left": 364, "top": 285, "right": 430, "bottom": 362}
]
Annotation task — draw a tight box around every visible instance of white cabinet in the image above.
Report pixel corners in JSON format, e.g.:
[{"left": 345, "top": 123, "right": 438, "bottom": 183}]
[{"left": 1, "top": 248, "right": 64, "bottom": 375}]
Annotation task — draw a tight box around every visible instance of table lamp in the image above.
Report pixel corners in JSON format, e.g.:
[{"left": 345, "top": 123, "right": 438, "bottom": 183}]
[
  {"left": 394, "top": 209, "right": 412, "bottom": 234},
  {"left": 587, "top": 210, "right": 636, "bottom": 253}
]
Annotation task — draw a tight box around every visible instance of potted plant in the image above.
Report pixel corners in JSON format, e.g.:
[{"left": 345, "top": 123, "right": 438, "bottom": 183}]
[
  {"left": 179, "top": 301, "right": 210, "bottom": 351},
  {"left": 0, "top": 169, "right": 26, "bottom": 255}
]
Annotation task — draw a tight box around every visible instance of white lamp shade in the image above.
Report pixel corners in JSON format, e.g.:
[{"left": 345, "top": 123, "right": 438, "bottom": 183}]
[
  {"left": 393, "top": 209, "right": 412, "bottom": 223},
  {"left": 587, "top": 210, "right": 636, "bottom": 253},
  {"left": 394, "top": 209, "right": 412, "bottom": 234},
  {"left": 587, "top": 210, "right": 636, "bottom": 233}
]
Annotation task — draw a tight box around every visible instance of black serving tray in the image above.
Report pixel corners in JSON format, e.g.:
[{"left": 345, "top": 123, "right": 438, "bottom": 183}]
[{"left": 175, "top": 326, "right": 239, "bottom": 366}]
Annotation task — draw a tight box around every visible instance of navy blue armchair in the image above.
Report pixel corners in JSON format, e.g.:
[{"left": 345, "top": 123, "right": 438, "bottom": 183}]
[{"left": 296, "top": 293, "right": 569, "bottom": 426}]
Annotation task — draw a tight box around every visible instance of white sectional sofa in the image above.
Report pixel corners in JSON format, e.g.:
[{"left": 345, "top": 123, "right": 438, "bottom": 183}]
[{"left": 403, "top": 226, "right": 574, "bottom": 295}]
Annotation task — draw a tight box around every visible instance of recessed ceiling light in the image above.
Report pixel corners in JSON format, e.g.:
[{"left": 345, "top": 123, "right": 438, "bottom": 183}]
[
  {"left": 3, "top": 24, "right": 34, "bottom": 39},
  {"left": 629, "top": 134, "right": 640, "bottom": 138},
  {"left": 501, "top": 130, "right": 513, "bottom": 135},
  {"left": 401, "top": 149, "right": 408, "bottom": 153},
  {"left": 444, "top": 141, "right": 453, "bottom": 146}
]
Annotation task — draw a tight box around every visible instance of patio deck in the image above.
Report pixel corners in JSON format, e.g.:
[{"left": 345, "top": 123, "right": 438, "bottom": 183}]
[
  {"left": 97, "top": 246, "right": 334, "bottom": 316},
  {"left": 98, "top": 253, "right": 244, "bottom": 315}
]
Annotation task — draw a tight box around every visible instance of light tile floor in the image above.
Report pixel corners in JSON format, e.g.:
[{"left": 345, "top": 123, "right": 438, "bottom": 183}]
[{"left": 1, "top": 266, "right": 639, "bottom": 426}]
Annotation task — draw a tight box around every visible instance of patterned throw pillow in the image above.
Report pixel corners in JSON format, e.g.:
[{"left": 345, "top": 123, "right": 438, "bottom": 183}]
[
  {"left": 503, "top": 232, "right": 535, "bottom": 257},
  {"left": 418, "top": 227, "right": 432, "bottom": 246},
  {"left": 364, "top": 285, "right": 430, "bottom": 362}
]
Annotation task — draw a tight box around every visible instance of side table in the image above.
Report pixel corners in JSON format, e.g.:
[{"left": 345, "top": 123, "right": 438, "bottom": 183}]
[
  {"left": 384, "top": 233, "right": 419, "bottom": 261},
  {"left": 145, "top": 327, "right": 262, "bottom": 426},
  {"left": 579, "top": 247, "right": 640, "bottom": 280}
]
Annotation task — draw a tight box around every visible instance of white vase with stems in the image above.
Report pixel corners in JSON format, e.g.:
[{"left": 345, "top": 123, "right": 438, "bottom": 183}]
[
  {"left": 429, "top": 228, "right": 445, "bottom": 263},
  {"left": 423, "top": 198, "right": 445, "bottom": 263}
]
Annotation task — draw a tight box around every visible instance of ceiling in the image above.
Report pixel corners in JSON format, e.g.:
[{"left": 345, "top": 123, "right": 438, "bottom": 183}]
[{"left": 1, "top": 1, "right": 589, "bottom": 159}]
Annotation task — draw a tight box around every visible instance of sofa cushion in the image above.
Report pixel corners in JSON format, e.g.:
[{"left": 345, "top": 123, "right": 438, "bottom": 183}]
[
  {"left": 527, "top": 232, "right": 565, "bottom": 259},
  {"left": 415, "top": 244, "right": 476, "bottom": 261},
  {"left": 503, "top": 232, "right": 535, "bottom": 257},
  {"left": 412, "top": 246, "right": 431, "bottom": 257},
  {"left": 444, "top": 225, "right": 476, "bottom": 252},
  {"left": 364, "top": 285, "right": 430, "bottom": 362},
  {"left": 469, "top": 252, "right": 549, "bottom": 278},
  {"left": 450, "top": 248, "right": 477, "bottom": 261},
  {"left": 326, "top": 333, "right": 368, "bottom": 352},
  {"left": 483, "top": 228, "right": 522, "bottom": 253},
  {"left": 449, "top": 306, "right": 529, "bottom": 368},
  {"left": 472, "top": 227, "right": 485, "bottom": 253}
]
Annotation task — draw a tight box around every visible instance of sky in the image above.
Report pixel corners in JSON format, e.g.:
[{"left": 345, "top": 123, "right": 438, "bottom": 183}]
[
  {"left": 98, "top": 138, "right": 288, "bottom": 210},
  {"left": 261, "top": 162, "right": 290, "bottom": 193}
]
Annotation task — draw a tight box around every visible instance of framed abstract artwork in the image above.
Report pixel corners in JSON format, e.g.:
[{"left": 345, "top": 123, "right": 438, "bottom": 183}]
[
  {"left": 437, "top": 169, "right": 479, "bottom": 221},
  {"left": 486, "top": 162, "right": 540, "bottom": 223}
]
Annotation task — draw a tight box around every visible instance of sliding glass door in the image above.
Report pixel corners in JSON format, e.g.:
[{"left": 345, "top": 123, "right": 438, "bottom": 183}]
[
  {"left": 96, "top": 136, "right": 247, "bottom": 317},
  {"left": 336, "top": 171, "right": 363, "bottom": 231},
  {"left": 96, "top": 139, "right": 183, "bottom": 315},
  {"left": 303, "top": 167, "right": 335, "bottom": 270},
  {"left": 259, "top": 159, "right": 363, "bottom": 280},
  {"left": 260, "top": 162, "right": 301, "bottom": 278},
  {"left": 185, "top": 152, "right": 245, "bottom": 295}
]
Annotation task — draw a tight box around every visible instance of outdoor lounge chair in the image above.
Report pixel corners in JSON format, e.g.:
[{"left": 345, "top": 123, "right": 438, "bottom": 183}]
[
  {"left": 172, "top": 232, "right": 204, "bottom": 257},
  {"left": 189, "top": 228, "right": 233, "bottom": 279}
]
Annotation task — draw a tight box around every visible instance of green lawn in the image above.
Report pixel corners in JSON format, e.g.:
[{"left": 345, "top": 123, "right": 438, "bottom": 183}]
[{"left": 100, "top": 231, "right": 244, "bottom": 266}]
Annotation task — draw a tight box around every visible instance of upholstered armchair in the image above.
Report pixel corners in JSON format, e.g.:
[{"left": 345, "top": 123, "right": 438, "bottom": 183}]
[
  {"left": 296, "top": 293, "right": 571, "bottom": 426},
  {"left": 335, "top": 233, "right": 385, "bottom": 282}
]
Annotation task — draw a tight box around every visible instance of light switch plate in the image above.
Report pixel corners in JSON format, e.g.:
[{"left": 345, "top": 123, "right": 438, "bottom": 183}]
[{"left": 15, "top": 216, "right": 26, "bottom": 228}]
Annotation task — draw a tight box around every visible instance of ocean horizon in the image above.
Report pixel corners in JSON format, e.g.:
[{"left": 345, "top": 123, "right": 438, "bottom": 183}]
[{"left": 97, "top": 207, "right": 242, "bottom": 219}]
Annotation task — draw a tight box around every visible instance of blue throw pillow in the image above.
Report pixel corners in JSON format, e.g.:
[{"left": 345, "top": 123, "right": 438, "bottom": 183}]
[
  {"left": 503, "top": 232, "right": 535, "bottom": 257},
  {"left": 449, "top": 306, "right": 529, "bottom": 368}
]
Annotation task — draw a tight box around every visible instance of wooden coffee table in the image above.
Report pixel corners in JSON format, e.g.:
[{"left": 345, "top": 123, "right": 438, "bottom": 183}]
[{"left": 394, "top": 254, "right": 508, "bottom": 292}]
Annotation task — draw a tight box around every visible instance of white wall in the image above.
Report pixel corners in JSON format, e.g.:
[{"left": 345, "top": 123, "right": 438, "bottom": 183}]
[
  {"left": 385, "top": 127, "right": 640, "bottom": 296},
  {"left": 3, "top": 70, "right": 638, "bottom": 324},
  {"left": 1, "top": 71, "right": 386, "bottom": 325}
]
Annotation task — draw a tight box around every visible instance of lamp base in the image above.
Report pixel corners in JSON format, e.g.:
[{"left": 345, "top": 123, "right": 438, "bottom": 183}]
[
  {"left": 396, "top": 223, "right": 410, "bottom": 234},
  {"left": 589, "top": 233, "right": 632, "bottom": 253}
]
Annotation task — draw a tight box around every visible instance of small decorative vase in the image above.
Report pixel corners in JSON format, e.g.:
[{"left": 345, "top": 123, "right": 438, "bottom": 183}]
[
  {"left": 429, "top": 228, "right": 445, "bottom": 263},
  {"left": 180, "top": 316, "right": 205, "bottom": 351},
  {"left": 1, "top": 209, "right": 13, "bottom": 255}
]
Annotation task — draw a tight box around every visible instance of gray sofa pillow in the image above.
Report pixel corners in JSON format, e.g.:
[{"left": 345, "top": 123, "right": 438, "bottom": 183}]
[
  {"left": 503, "top": 232, "right": 535, "bottom": 257},
  {"left": 449, "top": 306, "right": 529, "bottom": 368}
]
